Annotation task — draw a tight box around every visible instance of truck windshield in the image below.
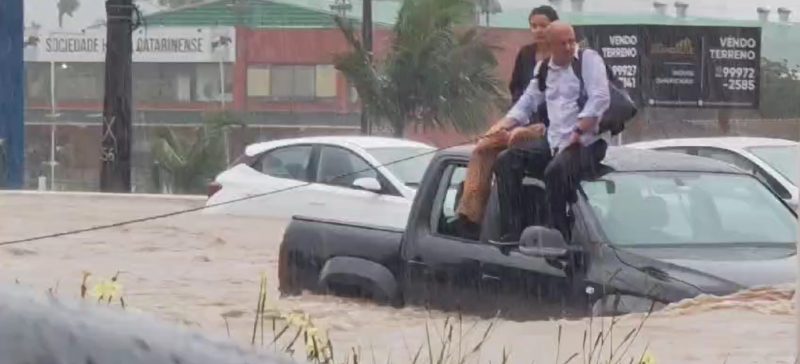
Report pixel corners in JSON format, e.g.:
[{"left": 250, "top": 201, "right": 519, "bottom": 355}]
[
  {"left": 368, "top": 147, "right": 436, "bottom": 188},
  {"left": 581, "top": 171, "right": 796, "bottom": 247}
]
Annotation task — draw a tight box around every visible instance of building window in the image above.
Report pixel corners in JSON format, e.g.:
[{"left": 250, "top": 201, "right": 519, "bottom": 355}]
[
  {"left": 194, "top": 63, "right": 234, "bottom": 103},
  {"left": 25, "top": 62, "right": 50, "bottom": 104},
  {"left": 247, "top": 64, "right": 337, "bottom": 101},
  {"left": 133, "top": 63, "right": 193, "bottom": 103},
  {"left": 271, "top": 65, "right": 314, "bottom": 99},
  {"left": 315, "top": 65, "right": 337, "bottom": 98},
  {"left": 247, "top": 67, "right": 271, "bottom": 97},
  {"left": 55, "top": 63, "right": 104, "bottom": 102}
]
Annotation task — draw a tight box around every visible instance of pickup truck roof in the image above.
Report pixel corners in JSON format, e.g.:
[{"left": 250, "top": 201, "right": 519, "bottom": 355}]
[{"left": 440, "top": 145, "right": 744, "bottom": 174}]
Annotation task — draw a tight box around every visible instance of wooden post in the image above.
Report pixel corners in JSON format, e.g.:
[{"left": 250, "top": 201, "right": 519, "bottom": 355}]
[{"left": 100, "top": 0, "right": 134, "bottom": 192}]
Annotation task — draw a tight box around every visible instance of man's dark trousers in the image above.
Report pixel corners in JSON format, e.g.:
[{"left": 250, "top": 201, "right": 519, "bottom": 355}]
[
  {"left": 544, "top": 139, "right": 608, "bottom": 241},
  {"left": 493, "top": 138, "right": 552, "bottom": 241}
]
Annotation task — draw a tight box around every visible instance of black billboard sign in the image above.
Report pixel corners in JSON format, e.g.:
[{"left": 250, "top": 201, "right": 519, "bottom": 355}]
[
  {"left": 588, "top": 26, "right": 644, "bottom": 105},
  {"left": 702, "top": 27, "right": 761, "bottom": 108},
  {"left": 574, "top": 24, "right": 761, "bottom": 109},
  {"left": 645, "top": 26, "right": 704, "bottom": 107}
]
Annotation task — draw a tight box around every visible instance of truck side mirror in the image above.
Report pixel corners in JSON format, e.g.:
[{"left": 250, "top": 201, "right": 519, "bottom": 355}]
[{"left": 518, "top": 226, "right": 572, "bottom": 258}]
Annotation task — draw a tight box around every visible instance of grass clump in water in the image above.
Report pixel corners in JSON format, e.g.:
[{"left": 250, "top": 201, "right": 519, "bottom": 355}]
[{"left": 249, "top": 273, "right": 657, "bottom": 364}]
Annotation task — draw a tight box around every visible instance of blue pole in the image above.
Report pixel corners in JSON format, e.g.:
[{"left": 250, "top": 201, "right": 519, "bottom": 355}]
[{"left": 0, "top": 0, "right": 25, "bottom": 188}]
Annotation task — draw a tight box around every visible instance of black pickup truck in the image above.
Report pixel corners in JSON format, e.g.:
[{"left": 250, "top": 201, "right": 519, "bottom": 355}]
[{"left": 278, "top": 145, "right": 797, "bottom": 318}]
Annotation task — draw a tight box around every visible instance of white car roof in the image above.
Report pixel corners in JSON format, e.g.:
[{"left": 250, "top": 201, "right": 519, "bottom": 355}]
[
  {"left": 627, "top": 136, "right": 797, "bottom": 150},
  {"left": 244, "top": 136, "right": 435, "bottom": 157}
]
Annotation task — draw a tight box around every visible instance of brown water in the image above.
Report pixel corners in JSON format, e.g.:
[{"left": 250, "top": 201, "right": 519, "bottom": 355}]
[{"left": 0, "top": 192, "right": 795, "bottom": 363}]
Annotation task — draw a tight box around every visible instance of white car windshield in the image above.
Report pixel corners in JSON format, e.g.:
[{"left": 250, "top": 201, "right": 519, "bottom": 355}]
[
  {"left": 582, "top": 172, "right": 796, "bottom": 247},
  {"left": 368, "top": 147, "right": 435, "bottom": 188},
  {"left": 747, "top": 145, "right": 799, "bottom": 186}
]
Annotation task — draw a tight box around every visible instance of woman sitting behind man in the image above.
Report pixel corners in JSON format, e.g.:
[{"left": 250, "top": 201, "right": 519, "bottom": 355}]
[{"left": 454, "top": 5, "right": 559, "bottom": 241}]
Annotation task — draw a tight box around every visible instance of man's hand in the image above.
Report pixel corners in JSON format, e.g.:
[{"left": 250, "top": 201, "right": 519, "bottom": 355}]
[
  {"left": 484, "top": 117, "right": 515, "bottom": 137},
  {"left": 567, "top": 117, "right": 598, "bottom": 147},
  {"left": 568, "top": 130, "right": 581, "bottom": 146}
]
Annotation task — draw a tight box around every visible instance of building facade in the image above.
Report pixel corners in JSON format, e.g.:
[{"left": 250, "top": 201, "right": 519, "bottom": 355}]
[{"left": 18, "top": 0, "right": 800, "bottom": 191}]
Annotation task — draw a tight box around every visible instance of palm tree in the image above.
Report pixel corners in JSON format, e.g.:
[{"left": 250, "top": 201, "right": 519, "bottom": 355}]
[
  {"left": 334, "top": 0, "right": 506, "bottom": 137},
  {"left": 150, "top": 112, "right": 245, "bottom": 194}
]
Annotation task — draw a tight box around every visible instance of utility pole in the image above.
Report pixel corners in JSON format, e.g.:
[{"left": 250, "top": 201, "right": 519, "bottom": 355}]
[
  {"left": 100, "top": 0, "right": 133, "bottom": 192},
  {"left": 360, "top": 0, "right": 373, "bottom": 135}
]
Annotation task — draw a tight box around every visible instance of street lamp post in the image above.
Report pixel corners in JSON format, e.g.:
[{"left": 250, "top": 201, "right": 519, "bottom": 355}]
[
  {"left": 211, "top": 34, "right": 232, "bottom": 110},
  {"left": 329, "top": 0, "right": 352, "bottom": 18},
  {"left": 361, "top": 0, "right": 373, "bottom": 135},
  {"left": 211, "top": 33, "right": 233, "bottom": 165}
]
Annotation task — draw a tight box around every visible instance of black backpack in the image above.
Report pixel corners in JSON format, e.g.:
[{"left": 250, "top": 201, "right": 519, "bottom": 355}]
[{"left": 535, "top": 48, "right": 637, "bottom": 136}]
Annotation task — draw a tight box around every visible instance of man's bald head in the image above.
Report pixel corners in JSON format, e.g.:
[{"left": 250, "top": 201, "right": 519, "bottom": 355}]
[
  {"left": 546, "top": 21, "right": 574, "bottom": 39},
  {"left": 546, "top": 21, "right": 577, "bottom": 66}
]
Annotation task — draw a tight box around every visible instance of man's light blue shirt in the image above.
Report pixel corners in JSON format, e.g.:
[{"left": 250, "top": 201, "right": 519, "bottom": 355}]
[{"left": 506, "top": 48, "right": 611, "bottom": 151}]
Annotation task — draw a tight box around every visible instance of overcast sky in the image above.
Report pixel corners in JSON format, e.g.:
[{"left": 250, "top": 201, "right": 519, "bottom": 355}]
[{"left": 24, "top": 0, "right": 799, "bottom": 31}]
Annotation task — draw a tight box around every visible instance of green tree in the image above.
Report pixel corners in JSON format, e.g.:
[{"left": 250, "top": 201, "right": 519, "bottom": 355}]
[
  {"left": 57, "top": 0, "right": 80, "bottom": 28},
  {"left": 334, "top": 0, "right": 505, "bottom": 137},
  {"left": 151, "top": 112, "right": 245, "bottom": 194},
  {"left": 760, "top": 58, "right": 800, "bottom": 119}
]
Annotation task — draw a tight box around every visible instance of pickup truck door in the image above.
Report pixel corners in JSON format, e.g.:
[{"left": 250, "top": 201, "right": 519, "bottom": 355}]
[
  {"left": 407, "top": 232, "right": 502, "bottom": 311},
  {"left": 478, "top": 246, "right": 575, "bottom": 317},
  {"left": 401, "top": 163, "right": 493, "bottom": 310}
]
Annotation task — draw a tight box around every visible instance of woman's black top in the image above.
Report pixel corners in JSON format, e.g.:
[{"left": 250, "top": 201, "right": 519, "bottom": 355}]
[{"left": 508, "top": 43, "right": 549, "bottom": 127}]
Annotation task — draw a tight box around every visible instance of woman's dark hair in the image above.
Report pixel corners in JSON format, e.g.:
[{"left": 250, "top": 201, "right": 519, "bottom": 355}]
[{"left": 529, "top": 5, "right": 559, "bottom": 22}]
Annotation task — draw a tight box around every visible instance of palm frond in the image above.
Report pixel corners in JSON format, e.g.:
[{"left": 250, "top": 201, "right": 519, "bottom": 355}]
[
  {"left": 151, "top": 112, "right": 246, "bottom": 194},
  {"left": 333, "top": 0, "right": 503, "bottom": 136}
]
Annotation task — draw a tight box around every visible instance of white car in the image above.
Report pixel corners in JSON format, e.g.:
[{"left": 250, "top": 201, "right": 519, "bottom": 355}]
[
  {"left": 627, "top": 137, "right": 798, "bottom": 208},
  {"left": 204, "top": 136, "right": 436, "bottom": 228}
]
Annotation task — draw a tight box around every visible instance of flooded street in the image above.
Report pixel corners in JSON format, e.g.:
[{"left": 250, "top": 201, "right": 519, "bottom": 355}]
[{"left": 0, "top": 192, "right": 795, "bottom": 364}]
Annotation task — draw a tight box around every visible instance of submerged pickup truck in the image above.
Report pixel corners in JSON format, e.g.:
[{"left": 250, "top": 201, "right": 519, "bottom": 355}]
[{"left": 278, "top": 145, "right": 797, "bottom": 318}]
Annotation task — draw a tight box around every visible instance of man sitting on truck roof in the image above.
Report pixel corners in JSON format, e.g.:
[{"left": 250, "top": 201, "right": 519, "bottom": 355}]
[{"left": 496, "top": 21, "right": 611, "bottom": 241}]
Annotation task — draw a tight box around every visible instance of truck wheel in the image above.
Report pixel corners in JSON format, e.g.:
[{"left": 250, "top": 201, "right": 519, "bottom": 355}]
[
  {"left": 318, "top": 257, "right": 401, "bottom": 307},
  {"left": 0, "top": 284, "right": 297, "bottom": 364}
]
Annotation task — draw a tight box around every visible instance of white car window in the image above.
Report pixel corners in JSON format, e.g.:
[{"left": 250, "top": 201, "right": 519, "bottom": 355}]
[
  {"left": 695, "top": 147, "right": 791, "bottom": 199},
  {"left": 317, "top": 146, "right": 379, "bottom": 188},
  {"left": 696, "top": 147, "right": 755, "bottom": 172},
  {"left": 257, "top": 145, "right": 313, "bottom": 181}
]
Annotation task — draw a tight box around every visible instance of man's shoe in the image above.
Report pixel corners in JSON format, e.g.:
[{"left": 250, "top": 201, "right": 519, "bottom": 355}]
[{"left": 455, "top": 215, "right": 481, "bottom": 240}]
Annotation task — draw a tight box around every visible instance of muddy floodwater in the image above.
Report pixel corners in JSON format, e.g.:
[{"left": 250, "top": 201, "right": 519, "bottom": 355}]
[{"left": 0, "top": 192, "right": 795, "bottom": 363}]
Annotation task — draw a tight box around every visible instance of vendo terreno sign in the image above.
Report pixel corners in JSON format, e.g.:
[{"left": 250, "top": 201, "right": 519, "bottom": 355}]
[{"left": 23, "top": 26, "right": 236, "bottom": 63}]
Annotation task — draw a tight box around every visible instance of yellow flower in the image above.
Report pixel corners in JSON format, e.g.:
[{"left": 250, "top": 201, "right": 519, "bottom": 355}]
[
  {"left": 640, "top": 351, "right": 657, "bottom": 364},
  {"left": 91, "top": 279, "right": 122, "bottom": 301}
]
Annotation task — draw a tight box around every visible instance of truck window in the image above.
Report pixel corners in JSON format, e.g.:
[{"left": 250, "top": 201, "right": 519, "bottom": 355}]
[{"left": 434, "top": 163, "right": 470, "bottom": 239}]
